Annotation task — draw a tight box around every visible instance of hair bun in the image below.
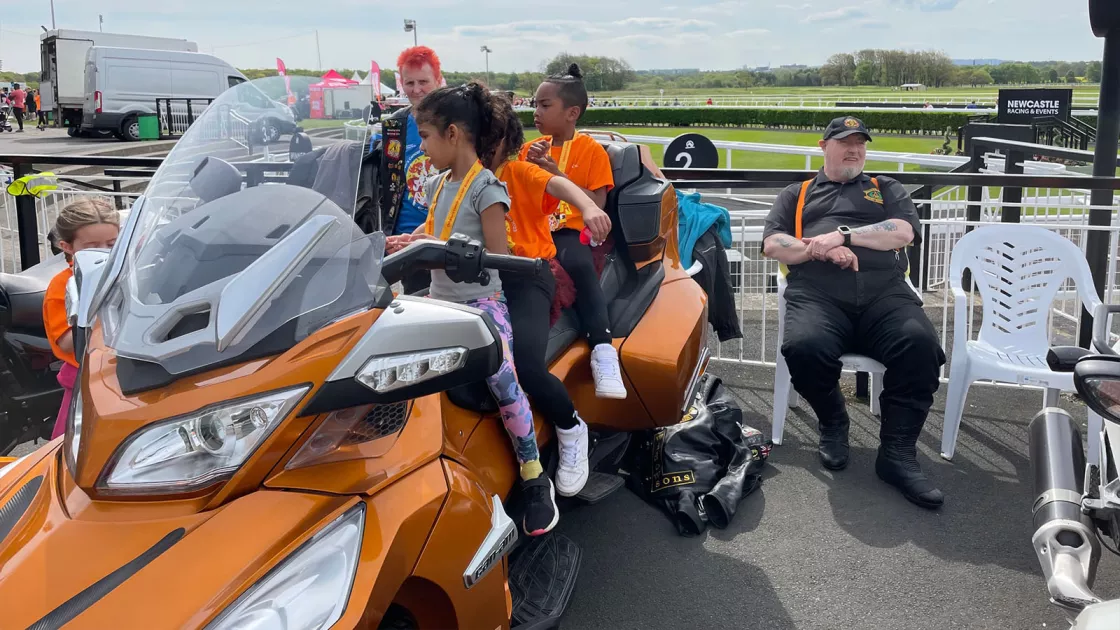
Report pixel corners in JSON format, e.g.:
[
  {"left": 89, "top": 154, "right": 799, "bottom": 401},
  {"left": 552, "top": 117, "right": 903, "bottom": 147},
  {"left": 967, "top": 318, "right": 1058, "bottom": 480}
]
[{"left": 567, "top": 63, "right": 583, "bottom": 79}]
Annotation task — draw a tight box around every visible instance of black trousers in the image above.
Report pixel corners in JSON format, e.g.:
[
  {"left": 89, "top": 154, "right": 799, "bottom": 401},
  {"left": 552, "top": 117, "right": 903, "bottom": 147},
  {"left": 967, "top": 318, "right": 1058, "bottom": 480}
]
[
  {"left": 11, "top": 107, "right": 23, "bottom": 130},
  {"left": 781, "top": 271, "right": 945, "bottom": 424},
  {"left": 505, "top": 266, "right": 579, "bottom": 430},
  {"left": 553, "top": 228, "right": 611, "bottom": 346}
]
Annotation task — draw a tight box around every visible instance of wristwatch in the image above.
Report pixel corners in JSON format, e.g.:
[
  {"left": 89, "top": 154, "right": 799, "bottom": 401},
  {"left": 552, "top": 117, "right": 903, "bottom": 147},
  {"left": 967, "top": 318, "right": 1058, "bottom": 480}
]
[{"left": 838, "top": 225, "right": 852, "bottom": 248}]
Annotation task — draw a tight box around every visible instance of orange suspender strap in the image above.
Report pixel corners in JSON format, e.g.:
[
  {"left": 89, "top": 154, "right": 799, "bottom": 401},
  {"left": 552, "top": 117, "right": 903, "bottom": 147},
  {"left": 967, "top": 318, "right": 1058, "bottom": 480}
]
[
  {"left": 793, "top": 179, "right": 812, "bottom": 239},
  {"left": 794, "top": 177, "right": 881, "bottom": 238}
]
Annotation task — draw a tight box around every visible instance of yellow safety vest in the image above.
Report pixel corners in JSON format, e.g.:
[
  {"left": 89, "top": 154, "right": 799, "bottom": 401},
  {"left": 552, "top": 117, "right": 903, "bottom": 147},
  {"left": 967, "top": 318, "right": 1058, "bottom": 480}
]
[{"left": 6, "top": 172, "right": 58, "bottom": 198}]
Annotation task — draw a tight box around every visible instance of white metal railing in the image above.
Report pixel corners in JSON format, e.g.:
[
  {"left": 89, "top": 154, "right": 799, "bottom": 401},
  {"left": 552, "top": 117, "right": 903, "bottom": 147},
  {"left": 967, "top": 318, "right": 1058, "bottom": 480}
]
[
  {"left": 1, "top": 181, "right": 141, "bottom": 273},
  {"left": 709, "top": 207, "right": 1120, "bottom": 385},
  {"left": 590, "top": 132, "right": 1079, "bottom": 176},
  {"left": 586, "top": 92, "right": 1100, "bottom": 110}
]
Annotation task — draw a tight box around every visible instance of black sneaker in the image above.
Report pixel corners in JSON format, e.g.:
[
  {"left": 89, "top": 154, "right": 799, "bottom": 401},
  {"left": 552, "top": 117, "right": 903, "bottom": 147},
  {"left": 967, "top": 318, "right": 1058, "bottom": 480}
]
[{"left": 522, "top": 472, "right": 559, "bottom": 536}]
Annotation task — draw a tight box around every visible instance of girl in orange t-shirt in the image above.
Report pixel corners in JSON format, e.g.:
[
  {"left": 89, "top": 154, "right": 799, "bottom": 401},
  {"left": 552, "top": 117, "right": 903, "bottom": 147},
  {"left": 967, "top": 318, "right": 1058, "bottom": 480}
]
[
  {"left": 523, "top": 64, "right": 624, "bottom": 400},
  {"left": 487, "top": 98, "right": 611, "bottom": 497},
  {"left": 43, "top": 198, "right": 119, "bottom": 439}
]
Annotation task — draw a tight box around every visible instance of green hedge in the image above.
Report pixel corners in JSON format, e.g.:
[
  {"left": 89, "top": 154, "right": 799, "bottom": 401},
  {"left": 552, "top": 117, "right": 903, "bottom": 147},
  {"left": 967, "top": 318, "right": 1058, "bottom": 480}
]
[{"left": 516, "top": 108, "right": 1099, "bottom": 135}]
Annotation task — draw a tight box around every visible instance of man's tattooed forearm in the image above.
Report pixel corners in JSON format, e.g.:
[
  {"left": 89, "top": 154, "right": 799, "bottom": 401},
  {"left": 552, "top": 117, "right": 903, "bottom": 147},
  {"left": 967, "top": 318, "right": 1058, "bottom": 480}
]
[
  {"left": 853, "top": 221, "right": 898, "bottom": 234},
  {"left": 776, "top": 236, "right": 794, "bottom": 247}
]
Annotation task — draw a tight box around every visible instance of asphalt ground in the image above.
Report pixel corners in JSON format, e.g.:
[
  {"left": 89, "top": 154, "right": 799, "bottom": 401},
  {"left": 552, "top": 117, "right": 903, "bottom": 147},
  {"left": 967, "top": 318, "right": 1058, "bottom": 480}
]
[{"left": 553, "top": 361, "right": 1120, "bottom": 630}]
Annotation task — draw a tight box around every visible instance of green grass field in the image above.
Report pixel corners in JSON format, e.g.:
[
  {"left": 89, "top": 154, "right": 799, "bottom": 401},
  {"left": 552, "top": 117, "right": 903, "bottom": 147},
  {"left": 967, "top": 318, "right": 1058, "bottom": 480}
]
[
  {"left": 592, "top": 85, "right": 1101, "bottom": 100},
  {"left": 528, "top": 127, "right": 946, "bottom": 171}
]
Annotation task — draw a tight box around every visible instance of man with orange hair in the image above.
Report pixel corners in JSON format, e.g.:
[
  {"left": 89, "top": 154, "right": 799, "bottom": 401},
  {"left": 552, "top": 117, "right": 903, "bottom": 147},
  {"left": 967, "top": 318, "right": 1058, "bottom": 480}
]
[{"left": 372, "top": 46, "right": 444, "bottom": 293}]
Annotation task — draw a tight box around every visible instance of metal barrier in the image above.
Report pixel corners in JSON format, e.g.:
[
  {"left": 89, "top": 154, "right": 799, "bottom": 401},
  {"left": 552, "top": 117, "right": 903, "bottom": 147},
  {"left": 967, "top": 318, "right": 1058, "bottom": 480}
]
[{"left": 155, "top": 98, "right": 215, "bottom": 139}]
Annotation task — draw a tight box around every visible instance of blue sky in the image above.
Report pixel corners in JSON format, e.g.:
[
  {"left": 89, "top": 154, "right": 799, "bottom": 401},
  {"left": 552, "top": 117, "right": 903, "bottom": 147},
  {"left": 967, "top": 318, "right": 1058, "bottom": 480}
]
[{"left": 0, "top": 0, "right": 1103, "bottom": 74}]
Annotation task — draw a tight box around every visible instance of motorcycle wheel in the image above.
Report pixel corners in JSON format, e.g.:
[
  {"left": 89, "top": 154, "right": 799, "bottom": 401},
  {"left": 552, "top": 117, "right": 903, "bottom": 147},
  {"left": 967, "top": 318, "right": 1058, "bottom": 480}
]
[{"left": 377, "top": 605, "right": 418, "bottom": 630}]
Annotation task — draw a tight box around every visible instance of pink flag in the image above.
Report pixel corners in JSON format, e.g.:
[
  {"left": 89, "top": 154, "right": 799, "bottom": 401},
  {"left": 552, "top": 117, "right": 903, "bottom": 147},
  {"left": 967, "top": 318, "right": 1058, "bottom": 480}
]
[
  {"left": 370, "top": 61, "right": 381, "bottom": 102},
  {"left": 277, "top": 57, "right": 295, "bottom": 106}
]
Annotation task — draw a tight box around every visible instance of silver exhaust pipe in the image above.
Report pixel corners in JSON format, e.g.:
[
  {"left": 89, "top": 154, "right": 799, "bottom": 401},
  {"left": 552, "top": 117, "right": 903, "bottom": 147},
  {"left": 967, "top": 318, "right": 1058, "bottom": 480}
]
[{"left": 1029, "top": 408, "right": 1102, "bottom": 610}]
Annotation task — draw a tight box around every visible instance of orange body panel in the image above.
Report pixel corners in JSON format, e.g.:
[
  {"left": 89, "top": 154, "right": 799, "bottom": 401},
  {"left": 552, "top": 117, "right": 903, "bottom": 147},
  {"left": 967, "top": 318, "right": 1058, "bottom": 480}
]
[
  {"left": 0, "top": 172, "right": 703, "bottom": 628},
  {"left": 0, "top": 449, "right": 451, "bottom": 629},
  {"left": 620, "top": 278, "right": 709, "bottom": 425},
  {"left": 265, "top": 395, "right": 444, "bottom": 496},
  {"left": 548, "top": 340, "right": 653, "bottom": 433},
  {"left": 407, "top": 459, "right": 513, "bottom": 630},
  {"left": 0, "top": 449, "right": 350, "bottom": 629},
  {"left": 72, "top": 310, "right": 380, "bottom": 503}
]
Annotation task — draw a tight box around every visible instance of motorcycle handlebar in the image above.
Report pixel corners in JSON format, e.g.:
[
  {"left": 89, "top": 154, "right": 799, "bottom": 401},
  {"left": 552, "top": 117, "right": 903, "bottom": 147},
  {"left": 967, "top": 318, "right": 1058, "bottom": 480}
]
[
  {"left": 480, "top": 252, "right": 545, "bottom": 277},
  {"left": 380, "top": 236, "right": 544, "bottom": 287}
]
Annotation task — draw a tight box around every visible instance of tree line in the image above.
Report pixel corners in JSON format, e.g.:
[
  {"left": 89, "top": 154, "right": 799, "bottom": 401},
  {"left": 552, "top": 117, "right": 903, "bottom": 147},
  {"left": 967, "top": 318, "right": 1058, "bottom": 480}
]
[{"left": 233, "top": 50, "right": 1102, "bottom": 95}]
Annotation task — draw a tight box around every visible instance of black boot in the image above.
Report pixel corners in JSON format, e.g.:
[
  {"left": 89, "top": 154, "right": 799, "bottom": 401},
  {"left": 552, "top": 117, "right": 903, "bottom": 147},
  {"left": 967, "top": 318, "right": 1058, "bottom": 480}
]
[
  {"left": 803, "top": 387, "right": 849, "bottom": 470},
  {"left": 876, "top": 405, "right": 944, "bottom": 509}
]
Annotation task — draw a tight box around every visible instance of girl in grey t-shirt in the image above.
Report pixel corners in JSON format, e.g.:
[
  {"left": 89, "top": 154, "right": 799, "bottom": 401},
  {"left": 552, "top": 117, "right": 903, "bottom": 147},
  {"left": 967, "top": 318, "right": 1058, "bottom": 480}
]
[{"left": 387, "top": 82, "right": 559, "bottom": 537}]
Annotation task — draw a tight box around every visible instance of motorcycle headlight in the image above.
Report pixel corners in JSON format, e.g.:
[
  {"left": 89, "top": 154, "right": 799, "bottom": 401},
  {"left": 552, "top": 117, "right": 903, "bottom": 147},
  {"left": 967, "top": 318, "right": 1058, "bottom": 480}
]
[
  {"left": 99, "top": 387, "right": 308, "bottom": 494},
  {"left": 207, "top": 503, "right": 364, "bottom": 630},
  {"left": 355, "top": 347, "right": 467, "bottom": 393}
]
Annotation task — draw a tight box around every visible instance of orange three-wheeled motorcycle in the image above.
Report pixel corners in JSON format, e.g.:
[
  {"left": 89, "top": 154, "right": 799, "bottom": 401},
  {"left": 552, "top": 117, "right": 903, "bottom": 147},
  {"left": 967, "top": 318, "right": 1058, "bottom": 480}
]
[{"left": 0, "top": 78, "right": 709, "bottom": 629}]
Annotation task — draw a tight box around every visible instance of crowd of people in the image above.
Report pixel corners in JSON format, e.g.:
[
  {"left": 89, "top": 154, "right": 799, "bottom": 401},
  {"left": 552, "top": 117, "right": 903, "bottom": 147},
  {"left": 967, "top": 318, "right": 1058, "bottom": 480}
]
[
  {"left": 1, "top": 83, "right": 49, "bottom": 131},
  {"left": 39, "top": 46, "right": 949, "bottom": 550}
]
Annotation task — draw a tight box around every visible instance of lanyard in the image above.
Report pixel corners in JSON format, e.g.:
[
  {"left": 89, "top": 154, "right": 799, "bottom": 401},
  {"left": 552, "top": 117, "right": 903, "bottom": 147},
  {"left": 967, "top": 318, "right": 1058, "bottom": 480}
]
[
  {"left": 548, "top": 134, "right": 578, "bottom": 221},
  {"left": 424, "top": 160, "right": 483, "bottom": 239}
]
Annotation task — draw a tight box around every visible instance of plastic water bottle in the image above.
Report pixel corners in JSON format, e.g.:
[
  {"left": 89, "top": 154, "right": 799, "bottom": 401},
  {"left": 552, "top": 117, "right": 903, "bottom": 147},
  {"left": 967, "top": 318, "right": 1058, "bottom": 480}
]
[{"left": 580, "top": 227, "right": 601, "bottom": 248}]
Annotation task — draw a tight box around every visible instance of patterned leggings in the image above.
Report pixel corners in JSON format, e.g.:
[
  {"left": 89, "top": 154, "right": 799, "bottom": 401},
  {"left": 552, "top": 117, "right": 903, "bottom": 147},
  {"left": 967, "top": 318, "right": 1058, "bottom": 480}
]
[{"left": 465, "top": 297, "right": 541, "bottom": 465}]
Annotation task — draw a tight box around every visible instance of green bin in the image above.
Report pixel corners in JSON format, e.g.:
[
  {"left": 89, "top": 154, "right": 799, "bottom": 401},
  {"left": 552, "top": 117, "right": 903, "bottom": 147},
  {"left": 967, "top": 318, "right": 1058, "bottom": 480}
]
[{"left": 137, "top": 114, "right": 160, "bottom": 141}]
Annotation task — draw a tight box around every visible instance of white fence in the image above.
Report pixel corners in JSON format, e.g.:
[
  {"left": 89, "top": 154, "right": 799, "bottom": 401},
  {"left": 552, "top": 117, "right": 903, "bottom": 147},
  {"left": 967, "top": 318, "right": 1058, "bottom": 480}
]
[
  {"left": 706, "top": 194, "right": 1120, "bottom": 385},
  {"left": 585, "top": 92, "right": 1100, "bottom": 111}
]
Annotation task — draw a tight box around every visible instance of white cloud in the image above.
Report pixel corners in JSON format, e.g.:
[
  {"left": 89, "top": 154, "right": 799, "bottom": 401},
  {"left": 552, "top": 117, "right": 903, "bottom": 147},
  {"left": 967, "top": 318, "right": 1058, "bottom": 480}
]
[
  {"left": 803, "top": 6, "right": 870, "bottom": 22},
  {"left": 0, "top": 0, "right": 1100, "bottom": 73},
  {"left": 726, "top": 28, "right": 772, "bottom": 37}
]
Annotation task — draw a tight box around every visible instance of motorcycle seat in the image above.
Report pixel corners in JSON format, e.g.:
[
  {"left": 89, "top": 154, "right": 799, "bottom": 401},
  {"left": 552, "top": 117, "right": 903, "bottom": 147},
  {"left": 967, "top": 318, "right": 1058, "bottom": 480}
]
[{"left": 0, "top": 253, "right": 68, "bottom": 335}]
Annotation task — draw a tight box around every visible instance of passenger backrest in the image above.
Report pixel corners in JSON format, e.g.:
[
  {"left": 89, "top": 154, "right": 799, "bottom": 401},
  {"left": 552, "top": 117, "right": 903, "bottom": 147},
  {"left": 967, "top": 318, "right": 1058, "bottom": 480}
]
[{"left": 602, "top": 142, "right": 674, "bottom": 258}]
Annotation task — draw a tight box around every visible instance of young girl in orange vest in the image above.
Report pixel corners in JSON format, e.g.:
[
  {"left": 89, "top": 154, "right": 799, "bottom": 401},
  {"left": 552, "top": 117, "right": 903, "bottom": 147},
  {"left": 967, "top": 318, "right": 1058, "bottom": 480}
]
[
  {"left": 43, "top": 198, "right": 120, "bottom": 439},
  {"left": 523, "top": 64, "right": 625, "bottom": 400}
]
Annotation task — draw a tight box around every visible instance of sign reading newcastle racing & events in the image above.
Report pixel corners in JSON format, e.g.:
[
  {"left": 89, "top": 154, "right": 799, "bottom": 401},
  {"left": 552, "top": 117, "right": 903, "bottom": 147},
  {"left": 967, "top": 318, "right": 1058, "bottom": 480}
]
[{"left": 997, "top": 88, "right": 1073, "bottom": 125}]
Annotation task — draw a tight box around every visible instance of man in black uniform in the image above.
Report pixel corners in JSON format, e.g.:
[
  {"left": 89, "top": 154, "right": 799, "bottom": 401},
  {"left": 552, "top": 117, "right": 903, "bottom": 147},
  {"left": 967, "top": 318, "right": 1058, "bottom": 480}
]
[{"left": 762, "top": 116, "right": 947, "bottom": 510}]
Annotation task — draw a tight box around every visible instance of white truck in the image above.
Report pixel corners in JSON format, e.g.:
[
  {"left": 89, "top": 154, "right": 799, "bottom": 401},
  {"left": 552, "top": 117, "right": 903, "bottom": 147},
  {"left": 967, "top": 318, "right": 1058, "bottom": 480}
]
[{"left": 39, "top": 29, "right": 197, "bottom": 135}]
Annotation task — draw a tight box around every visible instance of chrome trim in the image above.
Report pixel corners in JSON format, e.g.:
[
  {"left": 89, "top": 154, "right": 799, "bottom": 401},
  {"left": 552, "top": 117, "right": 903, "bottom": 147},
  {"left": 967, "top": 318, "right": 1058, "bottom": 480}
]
[
  {"left": 1032, "top": 518, "right": 1102, "bottom": 610},
  {"left": 463, "top": 495, "right": 517, "bottom": 589},
  {"left": 327, "top": 296, "right": 496, "bottom": 383},
  {"left": 682, "top": 345, "right": 711, "bottom": 413}
]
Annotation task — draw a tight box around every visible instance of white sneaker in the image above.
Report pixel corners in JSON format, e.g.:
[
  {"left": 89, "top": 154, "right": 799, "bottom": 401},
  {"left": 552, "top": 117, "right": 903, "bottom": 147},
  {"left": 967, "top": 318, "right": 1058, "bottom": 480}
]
[
  {"left": 591, "top": 344, "right": 627, "bottom": 399},
  {"left": 555, "top": 418, "right": 589, "bottom": 497}
]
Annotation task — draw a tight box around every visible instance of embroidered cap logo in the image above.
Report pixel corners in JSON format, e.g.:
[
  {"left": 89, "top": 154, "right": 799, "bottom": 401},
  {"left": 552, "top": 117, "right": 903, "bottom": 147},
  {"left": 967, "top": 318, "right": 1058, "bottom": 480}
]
[{"left": 844, "top": 118, "right": 860, "bottom": 128}]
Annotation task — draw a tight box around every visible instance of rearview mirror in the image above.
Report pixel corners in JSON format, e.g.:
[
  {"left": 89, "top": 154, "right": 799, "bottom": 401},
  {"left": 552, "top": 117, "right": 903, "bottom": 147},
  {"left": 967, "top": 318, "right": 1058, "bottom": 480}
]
[
  {"left": 65, "top": 275, "right": 79, "bottom": 327},
  {"left": 1074, "top": 356, "right": 1120, "bottom": 424},
  {"left": 72, "top": 248, "right": 111, "bottom": 329}
]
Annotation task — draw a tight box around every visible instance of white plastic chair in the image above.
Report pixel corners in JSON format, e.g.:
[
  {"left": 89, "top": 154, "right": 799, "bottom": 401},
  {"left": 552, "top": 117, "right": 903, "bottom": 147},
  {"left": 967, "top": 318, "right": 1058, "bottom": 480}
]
[
  {"left": 772, "top": 274, "right": 911, "bottom": 445},
  {"left": 941, "top": 224, "right": 1104, "bottom": 462}
]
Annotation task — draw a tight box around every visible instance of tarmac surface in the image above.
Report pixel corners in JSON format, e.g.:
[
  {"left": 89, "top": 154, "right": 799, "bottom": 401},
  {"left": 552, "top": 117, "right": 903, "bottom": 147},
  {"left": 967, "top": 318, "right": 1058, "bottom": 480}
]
[{"left": 552, "top": 362, "right": 1120, "bottom": 630}]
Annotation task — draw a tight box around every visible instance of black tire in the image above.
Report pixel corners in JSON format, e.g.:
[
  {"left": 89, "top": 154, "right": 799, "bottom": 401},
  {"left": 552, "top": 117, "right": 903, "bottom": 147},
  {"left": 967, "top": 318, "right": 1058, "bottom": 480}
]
[
  {"left": 377, "top": 605, "right": 418, "bottom": 630},
  {"left": 120, "top": 116, "right": 140, "bottom": 142}
]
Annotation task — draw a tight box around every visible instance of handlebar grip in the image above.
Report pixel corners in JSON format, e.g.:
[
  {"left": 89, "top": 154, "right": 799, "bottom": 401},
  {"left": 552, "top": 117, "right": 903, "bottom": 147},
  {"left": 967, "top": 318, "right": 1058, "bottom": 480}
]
[{"left": 482, "top": 253, "right": 545, "bottom": 277}]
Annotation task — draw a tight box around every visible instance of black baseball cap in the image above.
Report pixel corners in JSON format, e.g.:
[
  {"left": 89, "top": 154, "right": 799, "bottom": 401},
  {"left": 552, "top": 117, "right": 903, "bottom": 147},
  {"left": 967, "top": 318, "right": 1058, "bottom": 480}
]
[{"left": 823, "top": 116, "right": 872, "bottom": 142}]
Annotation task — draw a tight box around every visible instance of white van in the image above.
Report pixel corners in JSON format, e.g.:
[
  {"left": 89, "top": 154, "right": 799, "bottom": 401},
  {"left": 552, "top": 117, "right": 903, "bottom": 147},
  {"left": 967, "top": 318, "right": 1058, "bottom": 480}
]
[{"left": 81, "top": 47, "right": 296, "bottom": 141}]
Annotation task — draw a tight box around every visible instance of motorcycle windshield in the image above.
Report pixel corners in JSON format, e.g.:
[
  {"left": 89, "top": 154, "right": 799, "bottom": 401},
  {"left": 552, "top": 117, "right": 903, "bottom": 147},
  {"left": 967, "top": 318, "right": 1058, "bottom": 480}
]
[{"left": 97, "top": 77, "right": 385, "bottom": 377}]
